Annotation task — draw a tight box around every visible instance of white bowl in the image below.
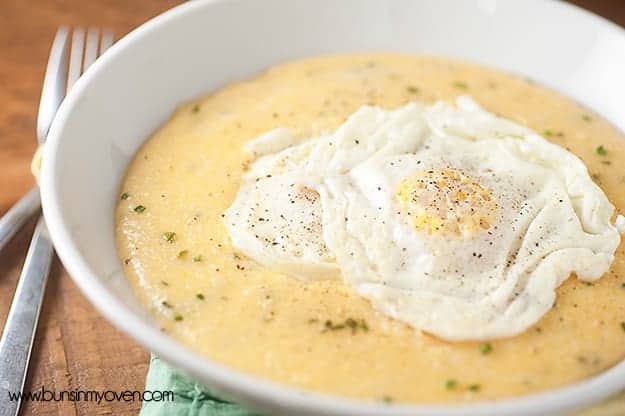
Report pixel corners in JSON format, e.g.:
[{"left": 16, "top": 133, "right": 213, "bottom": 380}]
[{"left": 40, "top": 1, "right": 625, "bottom": 415}]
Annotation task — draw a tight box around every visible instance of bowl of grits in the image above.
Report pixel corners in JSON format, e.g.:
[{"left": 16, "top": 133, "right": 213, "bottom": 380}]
[{"left": 40, "top": 0, "right": 625, "bottom": 415}]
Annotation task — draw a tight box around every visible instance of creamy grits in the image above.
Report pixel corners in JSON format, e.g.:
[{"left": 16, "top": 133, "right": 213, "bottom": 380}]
[{"left": 116, "top": 54, "right": 625, "bottom": 403}]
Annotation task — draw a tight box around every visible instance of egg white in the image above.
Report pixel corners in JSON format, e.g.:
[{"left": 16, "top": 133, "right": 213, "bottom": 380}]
[{"left": 224, "top": 96, "right": 622, "bottom": 340}]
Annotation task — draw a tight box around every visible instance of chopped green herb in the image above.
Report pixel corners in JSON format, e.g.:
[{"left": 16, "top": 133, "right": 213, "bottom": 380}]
[
  {"left": 161, "top": 301, "right": 172, "bottom": 309},
  {"left": 120, "top": 192, "right": 130, "bottom": 200},
  {"left": 582, "top": 114, "right": 592, "bottom": 122},
  {"left": 177, "top": 250, "right": 189, "bottom": 258},
  {"left": 324, "top": 320, "right": 344, "bottom": 331},
  {"left": 196, "top": 293, "right": 205, "bottom": 300},
  {"left": 134, "top": 205, "right": 146, "bottom": 213},
  {"left": 479, "top": 343, "right": 493, "bottom": 355},
  {"left": 344, "top": 317, "right": 368, "bottom": 333},
  {"left": 468, "top": 384, "right": 481, "bottom": 392},
  {"left": 621, "top": 322, "right": 625, "bottom": 332},
  {"left": 162, "top": 232, "right": 176, "bottom": 243},
  {"left": 323, "top": 317, "right": 369, "bottom": 334},
  {"left": 601, "top": 160, "right": 612, "bottom": 165},
  {"left": 596, "top": 145, "right": 607, "bottom": 156},
  {"left": 192, "top": 254, "right": 203, "bottom": 262},
  {"left": 445, "top": 379, "right": 458, "bottom": 390},
  {"left": 406, "top": 85, "right": 419, "bottom": 94},
  {"left": 453, "top": 81, "right": 468, "bottom": 90},
  {"left": 173, "top": 313, "right": 184, "bottom": 322},
  {"left": 160, "top": 280, "right": 169, "bottom": 286},
  {"left": 381, "top": 395, "right": 393, "bottom": 404},
  {"left": 621, "top": 282, "right": 625, "bottom": 289},
  {"left": 543, "top": 130, "right": 554, "bottom": 138},
  {"left": 192, "top": 104, "right": 200, "bottom": 113}
]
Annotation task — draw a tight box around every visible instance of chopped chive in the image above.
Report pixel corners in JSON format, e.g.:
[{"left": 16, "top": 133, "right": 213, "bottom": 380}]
[
  {"left": 479, "top": 343, "right": 493, "bottom": 355},
  {"left": 445, "top": 379, "right": 458, "bottom": 390},
  {"left": 582, "top": 114, "right": 592, "bottom": 122},
  {"left": 161, "top": 301, "right": 172, "bottom": 309},
  {"left": 177, "top": 250, "right": 189, "bottom": 258},
  {"left": 596, "top": 145, "right": 607, "bottom": 156},
  {"left": 322, "top": 317, "right": 368, "bottom": 333},
  {"left": 162, "top": 232, "right": 176, "bottom": 243},
  {"left": 381, "top": 395, "right": 393, "bottom": 404},
  {"left": 621, "top": 322, "right": 625, "bottom": 332},
  {"left": 324, "top": 320, "right": 344, "bottom": 331},
  {"left": 192, "top": 104, "right": 200, "bottom": 113},
  {"left": 543, "top": 130, "right": 554, "bottom": 138},
  {"left": 406, "top": 85, "right": 419, "bottom": 94},
  {"left": 621, "top": 282, "right": 625, "bottom": 289},
  {"left": 134, "top": 205, "right": 146, "bottom": 213},
  {"left": 120, "top": 192, "right": 130, "bottom": 200},
  {"left": 173, "top": 313, "right": 184, "bottom": 322},
  {"left": 196, "top": 293, "right": 205, "bottom": 300},
  {"left": 160, "top": 280, "right": 169, "bottom": 286},
  {"left": 468, "top": 384, "right": 481, "bottom": 392},
  {"left": 453, "top": 81, "right": 468, "bottom": 90}
]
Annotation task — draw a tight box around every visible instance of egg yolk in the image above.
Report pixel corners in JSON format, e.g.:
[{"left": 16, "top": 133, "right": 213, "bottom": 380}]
[{"left": 396, "top": 168, "right": 498, "bottom": 238}]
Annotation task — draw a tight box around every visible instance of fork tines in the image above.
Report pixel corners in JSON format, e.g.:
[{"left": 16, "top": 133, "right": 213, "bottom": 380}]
[{"left": 65, "top": 27, "right": 114, "bottom": 93}]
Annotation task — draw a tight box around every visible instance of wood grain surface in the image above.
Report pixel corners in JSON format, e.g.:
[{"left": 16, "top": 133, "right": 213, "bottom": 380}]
[
  {"left": 0, "top": 1, "right": 623, "bottom": 415},
  {"left": 0, "top": 2, "right": 179, "bottom": 415}
]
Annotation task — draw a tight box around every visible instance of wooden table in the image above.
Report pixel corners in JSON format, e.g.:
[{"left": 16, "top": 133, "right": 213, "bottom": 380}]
[
  {"left": 0, "top": 2, "right": 179, "bottom": 415},
  {"left": 0, "top": 1, "right": 623, "bottom": 415}
]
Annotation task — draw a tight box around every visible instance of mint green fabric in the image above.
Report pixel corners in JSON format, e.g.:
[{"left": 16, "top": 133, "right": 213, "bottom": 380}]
[{"left": 140, "top": 355, "right": 263, "bottom": 416}]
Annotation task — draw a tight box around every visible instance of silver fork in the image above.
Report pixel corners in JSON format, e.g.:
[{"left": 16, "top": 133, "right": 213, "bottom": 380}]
[
  {"left": 0, "top": 28, "right": 114, "bottom": 253},
  {"left": 0, "top": 27, "right": 114, "bottom": 416}
]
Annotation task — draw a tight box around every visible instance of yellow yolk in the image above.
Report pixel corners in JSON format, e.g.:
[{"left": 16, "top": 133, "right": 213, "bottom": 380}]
[{"left": 396, "top": 168, "right": 498, "bottom": 238}]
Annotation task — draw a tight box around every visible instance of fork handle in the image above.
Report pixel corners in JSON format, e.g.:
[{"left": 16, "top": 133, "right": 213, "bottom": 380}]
[
  {"left": 0, "top": 217, "right": 53, "bottom": 416},
  {"left": 0, "top": 187, "right": 41, "bottom": 253}
]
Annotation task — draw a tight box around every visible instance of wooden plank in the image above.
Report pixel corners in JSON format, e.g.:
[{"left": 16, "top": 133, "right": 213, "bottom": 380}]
[{"left": 0, "top": 1, "right": 179, "bottom": 415}]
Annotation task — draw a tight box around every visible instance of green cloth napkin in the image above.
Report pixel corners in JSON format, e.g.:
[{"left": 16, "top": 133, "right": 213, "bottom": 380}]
[{"left": 140, "top": 355, "right": 262, "bottom": 416}]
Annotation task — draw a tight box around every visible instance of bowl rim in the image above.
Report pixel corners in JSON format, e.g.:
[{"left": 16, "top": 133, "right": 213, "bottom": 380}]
[{"left": 40, "top": 0, "right": 625, "bottom": 415}]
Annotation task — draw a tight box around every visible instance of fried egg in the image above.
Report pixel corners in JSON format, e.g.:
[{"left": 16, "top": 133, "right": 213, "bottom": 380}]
[{"left": 224, "top": 96, "right": 623, "bottom": 340}]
